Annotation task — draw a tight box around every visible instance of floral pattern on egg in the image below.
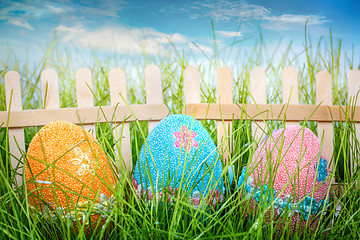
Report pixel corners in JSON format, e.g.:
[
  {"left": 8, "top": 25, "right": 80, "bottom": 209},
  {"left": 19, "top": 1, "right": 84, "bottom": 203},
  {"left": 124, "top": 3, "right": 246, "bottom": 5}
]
[
  {"left": 174, "top": 126, "right": 199, "bottom": 151},
  {"left": 315, "top": 158, "right": 328, "bottom": 182},
  {"left": 133, "top": 114, "right": 224, "bottom": 206},
  {"left": 237, "top": 125, "right": 330, "bottom": 233},
  {"left": 25, "top": 120, "right": 116, "bottom": 230}
]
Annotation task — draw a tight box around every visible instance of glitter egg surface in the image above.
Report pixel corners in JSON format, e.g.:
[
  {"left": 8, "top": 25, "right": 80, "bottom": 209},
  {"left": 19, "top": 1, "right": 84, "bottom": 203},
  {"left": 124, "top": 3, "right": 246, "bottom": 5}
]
[
  {"left": 25, "top": 121, "right": 116, "bottom": 226},
  {"left": 237, "top": 125, "right": 330, "bottom": 231},
  {"left": 133, "top": 114, "right": 224, "bottom": 206}
]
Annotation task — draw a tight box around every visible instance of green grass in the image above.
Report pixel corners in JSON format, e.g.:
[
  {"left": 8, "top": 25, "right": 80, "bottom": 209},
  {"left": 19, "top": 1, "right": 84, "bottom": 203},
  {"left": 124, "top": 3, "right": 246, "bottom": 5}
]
[{"left": 0, "top": 27, "right": 360, "bottom": 239}]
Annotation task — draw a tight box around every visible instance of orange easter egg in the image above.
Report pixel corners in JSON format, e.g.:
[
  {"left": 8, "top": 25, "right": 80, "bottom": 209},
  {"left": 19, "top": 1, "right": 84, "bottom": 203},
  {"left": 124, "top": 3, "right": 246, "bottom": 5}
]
[{"left": 25, "top": 121, "right": 116, "bottom": 228}]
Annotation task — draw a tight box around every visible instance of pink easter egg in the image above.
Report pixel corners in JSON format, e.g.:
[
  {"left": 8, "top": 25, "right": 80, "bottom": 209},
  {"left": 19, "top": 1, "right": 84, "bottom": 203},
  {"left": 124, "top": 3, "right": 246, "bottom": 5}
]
[{"left": 237, "top": 125, "right": 330, "bottom": 235}]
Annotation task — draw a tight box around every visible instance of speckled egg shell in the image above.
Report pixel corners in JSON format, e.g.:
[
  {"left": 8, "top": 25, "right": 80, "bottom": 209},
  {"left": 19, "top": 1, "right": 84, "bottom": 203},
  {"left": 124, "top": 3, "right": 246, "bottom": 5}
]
[
  {"left": 237, "top": 125, "right": 330, "bottom": 232},
  {"left": 133, "top": 114, "right": 224, "bottom": 206},
  {"left": 25, "top": 121, "right": 116, "bottom": 227}
]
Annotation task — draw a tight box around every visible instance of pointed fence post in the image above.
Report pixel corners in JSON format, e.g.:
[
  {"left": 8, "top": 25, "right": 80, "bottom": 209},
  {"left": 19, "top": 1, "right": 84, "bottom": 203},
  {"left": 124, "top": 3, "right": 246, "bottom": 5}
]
[
  {"left": 316, "top": 71, "right": 334, "bottom": 177},
  {"left": 5, "top": 71, "right": 25, "bottom": 186},
  {"left": 216, "top": 67, "right": 233, "bottom": 164},
  {"left": 109, "top": 68, "right": 132, "bottom": 173},
  {"left": 348, "top": 69, "right": 360, "bottom": 176},
  {"left": 145, "top": 65, "right": 163, "bottom": 133},
  {"left": 282, "top": 66, "right": 299, "bottom": 126},
  {"left": 250, "top": 67, "right": 267, "bottom": 140},
  {"left": 75, "top": 68, "right": 96, "bottom": 136}
]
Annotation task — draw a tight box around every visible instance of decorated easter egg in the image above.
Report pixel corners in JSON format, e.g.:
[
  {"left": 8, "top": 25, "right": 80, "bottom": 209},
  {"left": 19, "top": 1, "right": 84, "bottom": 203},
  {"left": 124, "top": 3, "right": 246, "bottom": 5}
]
[
  {"left": 237, "top": 125, "right": 329, "bottom": 233},
  {"left": 25, "top": 121, "right": 116, "bottom": 229},
  {"left": 133, "top": 114, "right": 224, "bottom": 206}
]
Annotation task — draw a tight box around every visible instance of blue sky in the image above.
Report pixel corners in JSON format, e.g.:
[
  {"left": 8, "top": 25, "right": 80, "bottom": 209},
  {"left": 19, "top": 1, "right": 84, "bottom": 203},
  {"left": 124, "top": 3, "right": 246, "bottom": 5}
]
[{"left": 0, "top": 0, "right": 359, "bottom": 67}]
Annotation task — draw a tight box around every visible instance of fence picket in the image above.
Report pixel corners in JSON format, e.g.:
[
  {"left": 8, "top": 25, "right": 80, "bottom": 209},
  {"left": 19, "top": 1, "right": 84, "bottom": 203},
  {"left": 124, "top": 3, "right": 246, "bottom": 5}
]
[
  {"left": 348, "top": 69, "right": 360, "bottom": 176},
  {"left": 250, "top": 67, "right": 267, "bottom": 140},
  {"left": 216, "top": 67, "right": 232, "bottom": 163},
  {"left": 316, "top": 71, "right": 334, "bottom": 176},
  {"left": 5, "top": 71, "right": 25, "bottom": 186},
  {"left": 2, "top": 65, "right": 359, "bottom": 191},
  {"left": 184, "top": 66, "right": 200, "bottom": 105},
  {"left": 282, "top": 66, "right": 299, "bottom": 126},
  {"left": 75, "top": 68, "right": 96, "bottom": 136},
  {"left": 145, "top": 65, "right": 163, "bottom": 133},
  {"left": 109, "top": 68, "right": 132, "bottom": 172},
  {"left": 41, "top": 69, "right": 60, "bottom": 109}
]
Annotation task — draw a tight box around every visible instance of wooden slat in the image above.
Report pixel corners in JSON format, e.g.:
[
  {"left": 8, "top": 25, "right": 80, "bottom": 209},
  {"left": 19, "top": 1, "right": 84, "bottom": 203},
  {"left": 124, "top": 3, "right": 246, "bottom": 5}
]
[
  {"left": 41, "top": 69, "right": 60, "bottom": 109},
  {"left": 348, "top": 69, "right": 360, "bottom": 176},
  {"left": 217, "top": 67, "right": 233, "bottom": 163},
  {"left": 5, "top": 103, "right": 356, "bottom": 128},
  {"left": 109, "top": 68, "right": 132, "bottom": 172},
  {"left": 4, "top": 71, "right": 24, "bottom": 186},
  {"left": 76, "top": 68, "right": 96, "bottom": 135},
  {"left": 184, "top": 66, "right": 200, "bottom": 105},
  {"left": 282, "top": 66, "right": 299, "bottom": 126},
  {"left": 0, "top": 104, "right": 169, "bottom": 128},
  {"left": 38, "top": 69, "right": 60, "bottom": 189},
  {"left": 250, "top": 67, "right": 267, "bottom": 140},
  {"left": 316, "top": 71, "right": 334, "bottom": 176},
  {"left": 183, "top": 103, "right": 356, "bottom": 122},
  {"left": 145, "top": 65, "right": 163, "bottom": 133}
]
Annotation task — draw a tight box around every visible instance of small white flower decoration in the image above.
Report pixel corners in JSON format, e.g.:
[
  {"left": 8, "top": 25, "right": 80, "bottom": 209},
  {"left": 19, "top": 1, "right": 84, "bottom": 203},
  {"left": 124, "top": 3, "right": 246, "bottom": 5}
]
[
  {"left": 136, "top": 184, "right": 143, "bottom": 198},
  {"left": 218, "top": 194, "right": 224, "bottom": 203},
  {"left": 53, "top": 206, "right": 65, "bottom": 221},
  {"left": 69, "top": 147, "right": 95, "bottom": 176},
  {"left": 192, "top": 191, "right": 200, "bottom": 199},
  {"left": 191, "top": 191, "right": 201, "bottom": 207},
  {"left": 97, "top": 193, "right": 115, "bottom": 218},
  {"left": 40, "top": 205, "right": 52, "bottom": 220}
]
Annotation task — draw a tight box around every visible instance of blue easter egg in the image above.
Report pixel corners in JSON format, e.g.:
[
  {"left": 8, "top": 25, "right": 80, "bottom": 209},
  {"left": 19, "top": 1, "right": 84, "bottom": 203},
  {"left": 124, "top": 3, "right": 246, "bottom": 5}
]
[{"left": 133, "top": 114, "right": 224, "bottom": 206}]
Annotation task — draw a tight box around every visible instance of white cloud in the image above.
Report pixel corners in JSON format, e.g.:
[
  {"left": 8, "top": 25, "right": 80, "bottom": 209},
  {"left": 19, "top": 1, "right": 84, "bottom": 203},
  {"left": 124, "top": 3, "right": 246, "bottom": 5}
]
[
  {"left": 189, "top": 42, "right": 214, "bottom": 56},
  {"left": 262, "top": 14, "right": 331, "bottom": 31},
  {"left": 0, "top": 0, "right": 127, "bottom": 30},
  {"left": 56, "top": 24, "right": 188, "bottom": 55},
  {"left": 181, "top": 0, "right": 330, "bottom": 33},
  {"left": 47, "top": 4, "right": 67, "bottom": 15},
  {"left": 216, "top": 31, "right": 242, "bottom": 38},
  {"left": 168, "top": 33, "right": 187, "bottom": 43},
  {"left": 187, "top": 0, "right": 270, "bottom": 21},
  {"left": 79, "top": 1, "right": 127, "bottom": 19},
  {"left": 0, "top": 0, "right": 68, "bottom": 30},
  {"left": 7, "top": 17, "right": 34, "bottom": 30}
]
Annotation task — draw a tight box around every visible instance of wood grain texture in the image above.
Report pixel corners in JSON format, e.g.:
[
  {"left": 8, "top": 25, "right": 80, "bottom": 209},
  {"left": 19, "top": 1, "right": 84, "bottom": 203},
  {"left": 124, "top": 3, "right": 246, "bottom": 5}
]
[
  {"left": 4, "top": 71, "right": 24, "bottom": 186},
  {"left": 182, "top": 103, "right": 355, "bottom": 122},
  {"left": 145, "top": 65, "right": 163, "bottom": 133},
  {"left": 75, "top": 68, "right": 96, "bottom": 135},
  {"left": 184, "top": 66, "right": 200, "bottom": 104},
  {"left": 217, "top": 67, "right": 232, "bottom": 163},
  {"left": 250, "top": 67, "right": 267, "bottom": 140},
  {"left": 1, "top": 104, "right": 169, "bottom": 128},
  {"left": 282, "top": 66, "right": 299, "bottom": 126},
  {"left": 41, "top": 69, "right": 60, "bottom": 109},
  {"left": 109, "top": 68, "right": 132, "bottom": 172},
  {"left": 348, "top": 69, "right": 360, "bottom": 176},
  {"left": 316, "top": 71, "right": 334, "bottom": 177}
]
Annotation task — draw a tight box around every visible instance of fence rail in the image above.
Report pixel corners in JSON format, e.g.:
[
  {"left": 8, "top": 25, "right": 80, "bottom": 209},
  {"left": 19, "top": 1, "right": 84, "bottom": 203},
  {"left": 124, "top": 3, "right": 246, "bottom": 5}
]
[{"left": 1, "top": 65, "right": 360, "bottom": 188}]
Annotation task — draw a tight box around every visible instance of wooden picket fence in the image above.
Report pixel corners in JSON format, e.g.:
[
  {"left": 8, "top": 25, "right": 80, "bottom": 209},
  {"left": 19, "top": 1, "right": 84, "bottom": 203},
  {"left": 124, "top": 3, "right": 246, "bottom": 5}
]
[{"left": 1, "top": 65, "right": 360, "bottom": 189}]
